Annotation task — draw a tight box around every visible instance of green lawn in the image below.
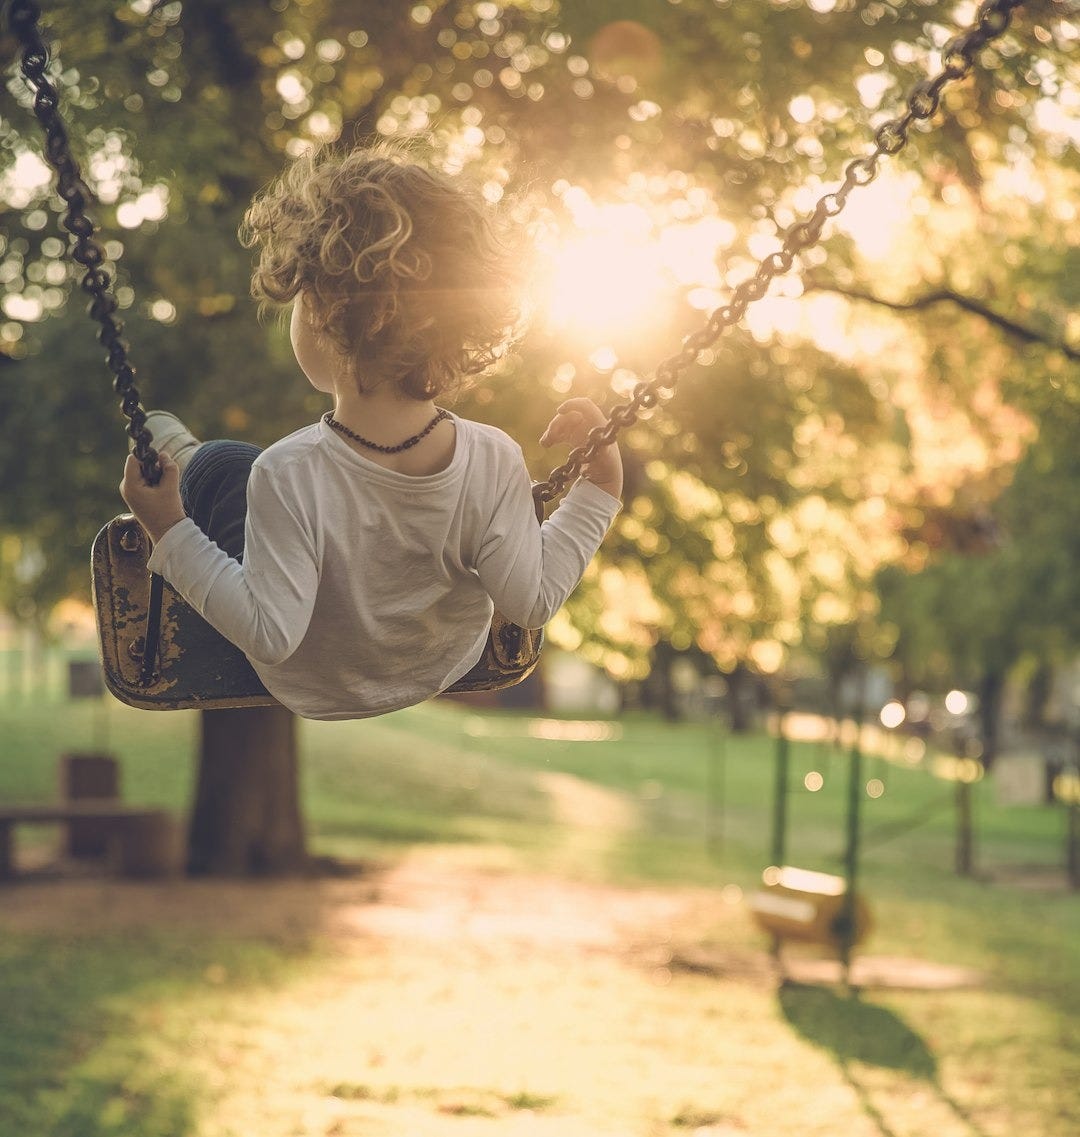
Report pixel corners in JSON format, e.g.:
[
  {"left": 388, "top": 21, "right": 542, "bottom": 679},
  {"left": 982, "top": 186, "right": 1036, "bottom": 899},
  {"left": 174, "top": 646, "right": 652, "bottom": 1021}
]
[{"left": 1, "top": 691, "right": 1077, "bottom": 1137}]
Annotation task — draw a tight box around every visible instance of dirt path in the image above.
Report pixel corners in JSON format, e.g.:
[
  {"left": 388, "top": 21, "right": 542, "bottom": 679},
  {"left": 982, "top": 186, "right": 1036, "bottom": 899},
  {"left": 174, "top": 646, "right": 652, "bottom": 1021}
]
[
  {"left": 3, "top": 838, "right": 987, "bottom": 1137},
  {"left": 3, "top": 850, "right": 744, "bottom": 1136}
]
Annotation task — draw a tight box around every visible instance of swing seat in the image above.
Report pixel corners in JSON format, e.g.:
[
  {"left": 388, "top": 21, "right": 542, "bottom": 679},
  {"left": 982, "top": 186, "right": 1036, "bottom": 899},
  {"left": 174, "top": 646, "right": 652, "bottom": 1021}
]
[
  {"left": 748, "top": 866, "right": 873, "bottom": 950},
  {"left": 91, "top": 515, "right": 543, "bottom": 712}
]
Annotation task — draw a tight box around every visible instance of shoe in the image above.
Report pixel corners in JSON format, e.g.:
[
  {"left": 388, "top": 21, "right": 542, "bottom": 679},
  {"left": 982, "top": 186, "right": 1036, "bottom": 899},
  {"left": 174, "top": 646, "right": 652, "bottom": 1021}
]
[{"left": 141, "top": 410, "right": 203, "bottom": 474}]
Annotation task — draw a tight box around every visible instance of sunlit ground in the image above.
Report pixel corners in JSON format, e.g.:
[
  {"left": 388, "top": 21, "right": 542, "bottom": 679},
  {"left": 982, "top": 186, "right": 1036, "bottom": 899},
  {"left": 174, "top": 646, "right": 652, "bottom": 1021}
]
[
  {"left": 2, "top": 691, "right": 1078, "bottom": 1136},
  {"left": 4, "top": 819, "right": 1074, "bottom": 1137}
]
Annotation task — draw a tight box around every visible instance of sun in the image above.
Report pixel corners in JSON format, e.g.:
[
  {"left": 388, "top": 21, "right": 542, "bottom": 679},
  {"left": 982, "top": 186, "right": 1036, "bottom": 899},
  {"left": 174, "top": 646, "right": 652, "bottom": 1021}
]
[
  {"left": 537, "top": 189, "right": 737, "bottom": 360},
  {"left": 539, "top": 200, "right": 669, "bottom": 345},
  {"left": 534, "top": 172, "right": 919, "bottom": 365}
]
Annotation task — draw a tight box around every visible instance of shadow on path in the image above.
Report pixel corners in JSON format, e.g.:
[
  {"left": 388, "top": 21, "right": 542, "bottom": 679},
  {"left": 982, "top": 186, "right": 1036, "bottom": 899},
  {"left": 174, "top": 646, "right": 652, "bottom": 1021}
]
[{"left": 779, "top": 982, "right": 990, "bottom": 1137}]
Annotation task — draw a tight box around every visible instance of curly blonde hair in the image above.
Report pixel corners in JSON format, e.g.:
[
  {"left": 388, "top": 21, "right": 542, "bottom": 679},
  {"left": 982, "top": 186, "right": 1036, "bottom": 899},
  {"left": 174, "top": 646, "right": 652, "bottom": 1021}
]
[{"left": 240, "top": 141, "right": 525, "bottom": 399}]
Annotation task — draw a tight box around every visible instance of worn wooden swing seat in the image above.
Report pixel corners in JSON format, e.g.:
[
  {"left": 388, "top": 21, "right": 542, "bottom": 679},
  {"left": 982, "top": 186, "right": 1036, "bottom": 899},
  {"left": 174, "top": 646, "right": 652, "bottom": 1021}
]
[{"left": 92, "top": 514, "right": 543, "bottom": 711}]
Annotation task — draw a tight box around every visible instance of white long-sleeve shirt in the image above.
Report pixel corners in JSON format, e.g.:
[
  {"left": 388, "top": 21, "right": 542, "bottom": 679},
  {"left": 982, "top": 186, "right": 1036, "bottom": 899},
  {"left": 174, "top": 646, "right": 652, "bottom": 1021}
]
[{"left": 147, "top": 414, "right": 619, "bottom": 719}]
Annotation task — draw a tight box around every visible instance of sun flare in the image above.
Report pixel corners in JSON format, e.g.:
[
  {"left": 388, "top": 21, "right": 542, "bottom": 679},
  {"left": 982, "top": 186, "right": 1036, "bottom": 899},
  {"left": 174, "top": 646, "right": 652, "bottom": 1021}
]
[
  {"left": 537, "top": 188, "right": 742, "bottom": 355},
  {"left": 544, "top": 231, "right": 667, "bottom": 339},
  {"left": 540, "top": 201, "right": 668, "bottom": 344},
  {"left": 536, "top": 168, "right": 923, "bottom": 363}
]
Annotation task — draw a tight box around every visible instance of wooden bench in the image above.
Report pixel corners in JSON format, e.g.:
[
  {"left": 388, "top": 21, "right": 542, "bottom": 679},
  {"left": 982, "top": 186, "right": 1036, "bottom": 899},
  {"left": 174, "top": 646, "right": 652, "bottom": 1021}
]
[{"left": 0, "top": 800, "right": 179, "bottom": 880}]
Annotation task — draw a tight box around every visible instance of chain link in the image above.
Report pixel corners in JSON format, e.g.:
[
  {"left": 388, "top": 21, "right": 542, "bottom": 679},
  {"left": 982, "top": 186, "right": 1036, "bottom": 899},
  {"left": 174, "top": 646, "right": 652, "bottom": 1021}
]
[
  {"left": 534, "top": 0, "right": 1027, "bottom": 502},
  {"left": 8, "top": 0, "right": 161, "bottom": 483}
]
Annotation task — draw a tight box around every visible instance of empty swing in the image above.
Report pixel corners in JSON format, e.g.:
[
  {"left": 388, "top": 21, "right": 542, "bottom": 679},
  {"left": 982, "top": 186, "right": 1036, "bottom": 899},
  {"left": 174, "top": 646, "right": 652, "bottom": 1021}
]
[{"left": 6, "top": 0, "right": 1030, "bottom": 711}]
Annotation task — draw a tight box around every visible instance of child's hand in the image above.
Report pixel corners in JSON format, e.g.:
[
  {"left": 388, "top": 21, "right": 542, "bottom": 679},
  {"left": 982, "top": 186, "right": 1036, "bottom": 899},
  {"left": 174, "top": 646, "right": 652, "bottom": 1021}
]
[
  {"left": 540, "top": 397, "right": 623, "bottom": 500},
  {"left": 120, "top": 453, "right": 187, "bottom": 543}
]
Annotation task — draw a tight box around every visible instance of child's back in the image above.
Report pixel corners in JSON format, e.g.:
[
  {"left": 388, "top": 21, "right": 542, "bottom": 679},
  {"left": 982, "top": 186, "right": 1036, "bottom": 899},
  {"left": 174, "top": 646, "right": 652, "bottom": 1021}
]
[{"left": 121, "top": 141, "right": 622, "bottom": 719}]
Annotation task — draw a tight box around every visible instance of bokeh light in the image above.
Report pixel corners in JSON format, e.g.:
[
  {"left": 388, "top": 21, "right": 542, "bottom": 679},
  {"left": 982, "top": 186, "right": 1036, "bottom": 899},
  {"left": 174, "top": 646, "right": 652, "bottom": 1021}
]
[
  {"left": 945, "top": 690, "right": 970, "bottom": 715},
  {"left": 879, "top": 700, "right": 906, "bottom": 729}
]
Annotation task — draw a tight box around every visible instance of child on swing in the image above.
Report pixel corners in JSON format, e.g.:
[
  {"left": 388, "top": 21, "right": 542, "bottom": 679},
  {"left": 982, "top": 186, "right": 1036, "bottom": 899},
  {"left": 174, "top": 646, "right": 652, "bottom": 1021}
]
[{"left": 120, "top": 141, "right": 622, "bottom": 720}]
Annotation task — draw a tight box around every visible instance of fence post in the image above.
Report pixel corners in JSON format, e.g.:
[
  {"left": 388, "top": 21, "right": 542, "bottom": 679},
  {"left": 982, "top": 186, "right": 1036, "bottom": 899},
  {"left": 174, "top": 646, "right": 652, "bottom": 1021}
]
[
  {"left": 1067, "top": 791, "right": 1079, "bottom": 891},
  {"left": 839, "top": 704, "right": 864, "bottom": 986},
  {"left": 955, "top": 776, "right": 975, "bottom": 877},
  {"left": 706, "top": 713, "right": 727, "bottom": 860},
  {"left": 771, "top": 708, "right": 790, "bottom": 869}
]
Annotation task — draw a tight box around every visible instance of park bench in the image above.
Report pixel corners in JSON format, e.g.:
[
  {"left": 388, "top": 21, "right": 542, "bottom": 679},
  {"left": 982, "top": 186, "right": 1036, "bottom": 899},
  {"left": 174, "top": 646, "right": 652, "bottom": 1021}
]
[{"left": 0, "top": 800, "right": 179, "bottom": 881}]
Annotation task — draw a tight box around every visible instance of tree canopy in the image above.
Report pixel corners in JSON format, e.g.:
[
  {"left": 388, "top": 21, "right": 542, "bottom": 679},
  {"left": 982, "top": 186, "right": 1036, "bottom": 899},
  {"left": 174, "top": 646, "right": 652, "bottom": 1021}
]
[{"left": 2, "top": 0, "right": 1077, "bottom": 699}]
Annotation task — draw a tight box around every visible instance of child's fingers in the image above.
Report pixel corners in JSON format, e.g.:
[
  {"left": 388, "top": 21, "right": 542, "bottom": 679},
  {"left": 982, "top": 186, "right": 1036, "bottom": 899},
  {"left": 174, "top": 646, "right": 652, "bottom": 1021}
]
[
  {"left": 554, "top": 410, "right": 585, "bottom": 433},
  {"left": 120, "top": 453, "right": 139, "bottom": 491},
  {"left": 540, "top": 397, "right": 610, "bottom": 448},
  {"left": 540, "top": 409, "right": 584, "bottom": 447},
  {"left": 157, "top": 453, "right": 180, "bottom": 488},
  {"left": 120, "top": 452, "right": 179, "bottom": 492}
]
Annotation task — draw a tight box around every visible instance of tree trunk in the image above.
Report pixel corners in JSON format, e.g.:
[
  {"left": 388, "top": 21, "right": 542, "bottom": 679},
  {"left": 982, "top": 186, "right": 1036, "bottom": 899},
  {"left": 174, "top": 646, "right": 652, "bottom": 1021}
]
[
  {"left": 1023, "top": 661, "right": 1053, "bottom": 729},
  {"left": 187, "top": 704, "right": 308, "bottom": 876},
  {"left": 727, "top": 662, "right": 754, "bottom": 734},
  {"left": 641, "top": 640, "right": 681, "bottom": 721},
  {"left": 978, "top": 668, "right": 1006, "bottom": 771}
]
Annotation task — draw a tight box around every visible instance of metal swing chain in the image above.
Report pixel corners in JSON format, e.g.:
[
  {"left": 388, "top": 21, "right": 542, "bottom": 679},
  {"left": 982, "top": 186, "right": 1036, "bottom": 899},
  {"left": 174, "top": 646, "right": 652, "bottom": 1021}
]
[
  {"left": 533, "top": 0, "right": 1029, "bottom": 504},
  {"left": 7, "top": 0, "right": 161, "bottom": 484}
]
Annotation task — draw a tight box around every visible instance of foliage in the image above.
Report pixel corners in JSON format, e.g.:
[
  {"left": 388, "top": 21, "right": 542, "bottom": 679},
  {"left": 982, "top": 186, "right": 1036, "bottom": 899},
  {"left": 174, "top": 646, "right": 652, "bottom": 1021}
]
[
  {"left": 1, "top": 0, "right": 1077, "bottom": 689},
  {"left": 878, "top": 393, "right": 1080, "bottom": 703}
]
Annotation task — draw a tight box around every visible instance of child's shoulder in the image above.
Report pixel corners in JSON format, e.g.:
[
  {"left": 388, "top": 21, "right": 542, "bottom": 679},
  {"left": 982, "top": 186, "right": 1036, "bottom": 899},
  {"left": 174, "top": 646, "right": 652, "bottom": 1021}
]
[
  {"left": 252, "top": 422, "right": 324, "bottom": 475},
  {"left": 454, "top": 415, "right": 523, "bottom": 463}
]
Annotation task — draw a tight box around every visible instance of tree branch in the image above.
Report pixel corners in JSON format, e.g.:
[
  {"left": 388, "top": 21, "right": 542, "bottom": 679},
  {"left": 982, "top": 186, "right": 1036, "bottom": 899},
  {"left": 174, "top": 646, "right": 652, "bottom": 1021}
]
[{"left": 804, "top": 279, "right": 1079, "bottom": 361}]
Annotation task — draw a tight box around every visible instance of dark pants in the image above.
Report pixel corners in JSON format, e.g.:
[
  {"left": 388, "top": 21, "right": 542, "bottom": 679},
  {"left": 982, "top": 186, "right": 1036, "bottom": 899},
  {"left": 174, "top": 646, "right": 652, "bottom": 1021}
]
[{"left": 180, "top": 440, "right": 261, "bottom": 560}]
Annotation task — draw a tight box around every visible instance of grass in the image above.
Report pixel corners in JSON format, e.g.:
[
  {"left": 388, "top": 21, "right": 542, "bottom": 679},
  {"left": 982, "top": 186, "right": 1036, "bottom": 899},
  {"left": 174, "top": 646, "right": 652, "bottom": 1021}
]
[
  {"left": 0, "top": 688, "right": 1078, "bottom": 1137},
  {"left": 0, "top": 932, "right": 292, "bottom": 1137}
]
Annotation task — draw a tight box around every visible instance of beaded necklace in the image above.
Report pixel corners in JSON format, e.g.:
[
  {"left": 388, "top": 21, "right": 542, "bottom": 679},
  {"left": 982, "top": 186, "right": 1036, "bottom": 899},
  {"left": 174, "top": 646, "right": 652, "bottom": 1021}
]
[{"left": 323, "top": 408, "right": 450, "bottom": 454}]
